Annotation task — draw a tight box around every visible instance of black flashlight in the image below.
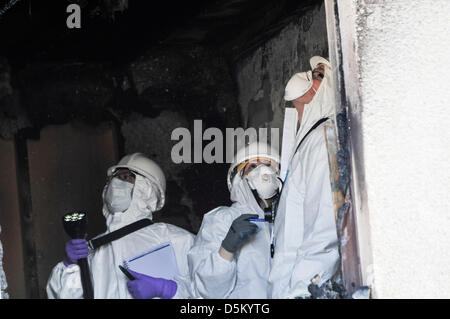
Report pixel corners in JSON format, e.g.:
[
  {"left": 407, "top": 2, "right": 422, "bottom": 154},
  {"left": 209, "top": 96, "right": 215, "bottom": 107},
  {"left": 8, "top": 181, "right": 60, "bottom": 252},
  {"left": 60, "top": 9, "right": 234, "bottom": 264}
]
[{"left": 62, "top": 211, "right": 94, "bottom": 299}]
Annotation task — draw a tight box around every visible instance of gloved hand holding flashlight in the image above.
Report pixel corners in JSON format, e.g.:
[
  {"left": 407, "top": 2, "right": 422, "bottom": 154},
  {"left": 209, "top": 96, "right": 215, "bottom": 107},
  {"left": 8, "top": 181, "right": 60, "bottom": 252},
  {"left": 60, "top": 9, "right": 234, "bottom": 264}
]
[
  {"left": 63, "top": 239, "right": 89, "bottom": 267},
  {"left": 61, "top": 211, "right": 94, "bottom": 298},
  {"left": 126, "top": 269, "right": 177, "bottom": 299},
  {"left": 221, "top": 213, "right": 259, "bottom": 254}
]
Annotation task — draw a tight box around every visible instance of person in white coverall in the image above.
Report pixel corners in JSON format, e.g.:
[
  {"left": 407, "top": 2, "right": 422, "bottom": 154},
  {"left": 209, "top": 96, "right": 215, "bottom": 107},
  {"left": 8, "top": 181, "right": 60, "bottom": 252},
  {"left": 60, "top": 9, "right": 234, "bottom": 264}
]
[
  {"left": 188, "top": 142, "right": 281, "bottom": 298},
  {"left": 269, "top": 56, "right": 340, "bottom": 298},
  {"left": 46, "top": 153, "right": 195, "bottom": 299}
]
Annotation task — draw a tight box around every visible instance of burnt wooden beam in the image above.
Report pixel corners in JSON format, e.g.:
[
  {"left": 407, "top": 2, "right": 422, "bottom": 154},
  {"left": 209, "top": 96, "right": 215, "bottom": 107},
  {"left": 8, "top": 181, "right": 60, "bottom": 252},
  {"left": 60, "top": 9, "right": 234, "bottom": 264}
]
[
  {"left": 324, "top": 0, "right": 366, "bottom": 297},
  {"left": 325, "top": 113, "right": 363, "bottom": 298},
  {"left": 14, "top": 128, "right": 40, "bottom": 298}
]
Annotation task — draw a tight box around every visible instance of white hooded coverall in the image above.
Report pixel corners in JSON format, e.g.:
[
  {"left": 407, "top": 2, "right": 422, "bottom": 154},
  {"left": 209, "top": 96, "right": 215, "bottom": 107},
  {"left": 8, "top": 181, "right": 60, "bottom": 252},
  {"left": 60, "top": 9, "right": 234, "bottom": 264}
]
[
  {"left": 188, "top": 174, "right": 272, "bottom": 299},
  {"left": 46, "top": 174, "right": 195, "bottom": 299},
  {"left": 269, "top": 64, "right": 340, "bottom": 298}
]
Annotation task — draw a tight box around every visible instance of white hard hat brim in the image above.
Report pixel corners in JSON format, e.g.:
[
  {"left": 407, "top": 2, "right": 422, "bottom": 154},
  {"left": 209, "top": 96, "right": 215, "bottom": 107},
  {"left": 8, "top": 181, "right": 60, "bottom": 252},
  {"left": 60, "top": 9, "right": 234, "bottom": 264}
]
[
  {"left": 310, "top": 56, "right": 331, "bottom": 70},
  {"left": 284, "top": 71, "right": 313, "bottom": 101},
  {"left": 107, "top": 153, "right": 167, "bottom": 211}
]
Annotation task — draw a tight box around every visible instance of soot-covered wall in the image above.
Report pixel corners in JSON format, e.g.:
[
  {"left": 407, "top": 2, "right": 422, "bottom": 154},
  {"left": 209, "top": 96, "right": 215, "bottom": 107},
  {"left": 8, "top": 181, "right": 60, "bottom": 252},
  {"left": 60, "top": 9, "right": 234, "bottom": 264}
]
[
  {"left": 235, "top": 3, "right": 328, "bottom": 142},
  {"left": 0, "top": 0, "right": 328, "bottom": 298},
  {"left": 0, "top": 45, "right": 239, "bottom": 298},
  {"left": 120, "top": 46, "right": 240, "bottom": 232}
]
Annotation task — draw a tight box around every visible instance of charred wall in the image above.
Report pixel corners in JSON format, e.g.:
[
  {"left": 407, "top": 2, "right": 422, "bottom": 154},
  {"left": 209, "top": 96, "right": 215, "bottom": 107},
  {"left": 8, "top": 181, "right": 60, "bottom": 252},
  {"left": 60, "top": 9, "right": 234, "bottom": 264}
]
[
  {"left": 234, "top": 2, "right": 328, "bottom": 139},
  {"left": 0, "top": 0, "right": 327, "bottom": 298}
]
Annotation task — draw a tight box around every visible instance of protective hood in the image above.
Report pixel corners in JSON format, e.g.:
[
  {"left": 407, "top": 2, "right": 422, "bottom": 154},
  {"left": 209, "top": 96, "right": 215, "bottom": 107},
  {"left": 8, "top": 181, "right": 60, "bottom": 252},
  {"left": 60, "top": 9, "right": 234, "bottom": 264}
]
[
  {"left": 101, "top": 174, "right": 162, "bottom": 230},
  {"left": 296, "top": 63, "right": 336, "bottom": 144},
  {"left": 230, "top": 173, "right": 264, "bottom": 216}
]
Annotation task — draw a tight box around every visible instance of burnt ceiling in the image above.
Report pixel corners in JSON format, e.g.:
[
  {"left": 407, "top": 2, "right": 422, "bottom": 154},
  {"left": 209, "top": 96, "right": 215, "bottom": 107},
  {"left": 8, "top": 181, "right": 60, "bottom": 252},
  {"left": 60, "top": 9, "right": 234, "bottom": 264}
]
[
  {"left": 0, "top": 0, "right": 323, "bottom": 138},
  {"left": 0, "top": 0, "right": 322, "bottom": 66}
]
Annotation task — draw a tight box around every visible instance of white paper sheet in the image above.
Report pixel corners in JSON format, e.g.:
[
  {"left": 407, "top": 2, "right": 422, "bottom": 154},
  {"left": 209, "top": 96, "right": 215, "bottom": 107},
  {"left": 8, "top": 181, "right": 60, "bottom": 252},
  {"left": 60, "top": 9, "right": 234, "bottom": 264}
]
[{"left": 123, "top": 242, "right": 180, "bottom": 280}]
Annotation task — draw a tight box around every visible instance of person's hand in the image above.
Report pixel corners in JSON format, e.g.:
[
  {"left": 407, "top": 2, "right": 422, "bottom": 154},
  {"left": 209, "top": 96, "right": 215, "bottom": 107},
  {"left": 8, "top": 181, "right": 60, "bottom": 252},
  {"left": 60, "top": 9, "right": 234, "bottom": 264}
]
[
  {"left": 221, "top": 214, "right": 259, "bottom": 254},
  {"left": 126, "top": 269, "right": 177, "bottom": 299},
  {"left": 63, "top": 239, "right": 88, "bottom": 267}
]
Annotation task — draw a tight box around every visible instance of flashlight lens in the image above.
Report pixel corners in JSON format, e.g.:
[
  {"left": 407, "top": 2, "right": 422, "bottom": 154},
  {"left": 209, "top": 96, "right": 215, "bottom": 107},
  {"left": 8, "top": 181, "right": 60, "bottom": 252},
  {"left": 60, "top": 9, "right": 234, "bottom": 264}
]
[{"left": 64, "top": 212, "right": 86, "bottom": 224}]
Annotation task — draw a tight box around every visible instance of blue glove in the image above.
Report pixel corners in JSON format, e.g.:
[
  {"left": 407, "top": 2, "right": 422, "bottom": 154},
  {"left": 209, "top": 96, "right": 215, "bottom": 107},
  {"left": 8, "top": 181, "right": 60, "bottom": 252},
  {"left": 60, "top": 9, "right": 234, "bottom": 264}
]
[
  {"left": 126, "top": 269, "right": 177, "bottom": 299},
  {"left": 221, "top": 213, "right": 259, "bottom": 253},
  {"left": 63, "top": 239, "right": 89, "bottom": 267}
]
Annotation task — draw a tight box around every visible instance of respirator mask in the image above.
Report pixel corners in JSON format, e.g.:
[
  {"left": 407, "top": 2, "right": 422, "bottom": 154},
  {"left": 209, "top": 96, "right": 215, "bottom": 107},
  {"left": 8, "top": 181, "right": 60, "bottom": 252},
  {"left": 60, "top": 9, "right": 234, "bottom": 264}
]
[
  {"left": 105, "top": 177, "right": 134, "bottom": 213},
  {"left": 245, "top": 164, "right": 280, "bottom": 200}
]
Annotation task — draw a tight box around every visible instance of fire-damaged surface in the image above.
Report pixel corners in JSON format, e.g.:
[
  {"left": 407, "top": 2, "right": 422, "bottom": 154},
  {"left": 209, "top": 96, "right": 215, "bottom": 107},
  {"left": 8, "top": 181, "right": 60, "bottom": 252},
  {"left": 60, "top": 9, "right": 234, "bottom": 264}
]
[
  {"left": 0, "top": 1, "right": 326, "bottom": 232},
  {"left": 0, "top": 0, "right": 352, "bottom": 299}
]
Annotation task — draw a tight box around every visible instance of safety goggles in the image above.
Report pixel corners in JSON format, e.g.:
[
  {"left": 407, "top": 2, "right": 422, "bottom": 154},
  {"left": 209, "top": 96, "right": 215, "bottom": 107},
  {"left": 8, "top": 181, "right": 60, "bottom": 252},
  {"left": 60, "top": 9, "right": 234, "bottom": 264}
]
[
  {"left": 108, "top": 168, "right": 137, "bottom": 184},
  {"left": 237, "top": 158, "right": 276, "bottom": 177}
]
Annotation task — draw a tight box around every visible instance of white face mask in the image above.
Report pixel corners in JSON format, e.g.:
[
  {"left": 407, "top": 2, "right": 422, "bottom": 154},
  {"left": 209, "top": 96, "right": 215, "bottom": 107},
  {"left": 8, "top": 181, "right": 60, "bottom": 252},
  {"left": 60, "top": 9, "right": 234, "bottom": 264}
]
[
  {"left": 105, "top": 177, "right": 134, "bottom": 213},
  {"left": 245, "top": 165, "right": 280, "bottom": 199}
]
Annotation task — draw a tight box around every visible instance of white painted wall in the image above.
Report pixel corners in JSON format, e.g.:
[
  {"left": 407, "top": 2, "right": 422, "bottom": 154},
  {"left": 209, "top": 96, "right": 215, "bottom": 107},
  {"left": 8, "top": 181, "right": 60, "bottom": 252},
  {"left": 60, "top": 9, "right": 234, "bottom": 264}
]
[{"left": 336, "top": 0, "right": 450, "bottom": 298}]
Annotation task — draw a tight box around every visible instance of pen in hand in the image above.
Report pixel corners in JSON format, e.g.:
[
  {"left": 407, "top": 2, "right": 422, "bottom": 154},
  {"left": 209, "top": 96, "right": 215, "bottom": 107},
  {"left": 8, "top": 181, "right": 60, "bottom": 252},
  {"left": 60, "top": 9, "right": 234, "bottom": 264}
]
[{"left": 119, "top": 265, "right": 136, "bottom": 281}]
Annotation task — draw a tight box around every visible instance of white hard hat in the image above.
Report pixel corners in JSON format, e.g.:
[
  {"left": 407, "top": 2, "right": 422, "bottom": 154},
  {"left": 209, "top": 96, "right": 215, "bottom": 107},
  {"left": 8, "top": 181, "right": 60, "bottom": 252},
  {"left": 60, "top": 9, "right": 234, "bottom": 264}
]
[
  {"left": 284, "top": 71, "right": 313, "bottom": 101},
  {"left": 107, "top": 153, "right": 166, "bottom": 204},
  {"left": 309, "top": 56, "right": 331, "bottom": 70},
  {"left": 227, "top": 141, "right": 280, "bottom": 191}
]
